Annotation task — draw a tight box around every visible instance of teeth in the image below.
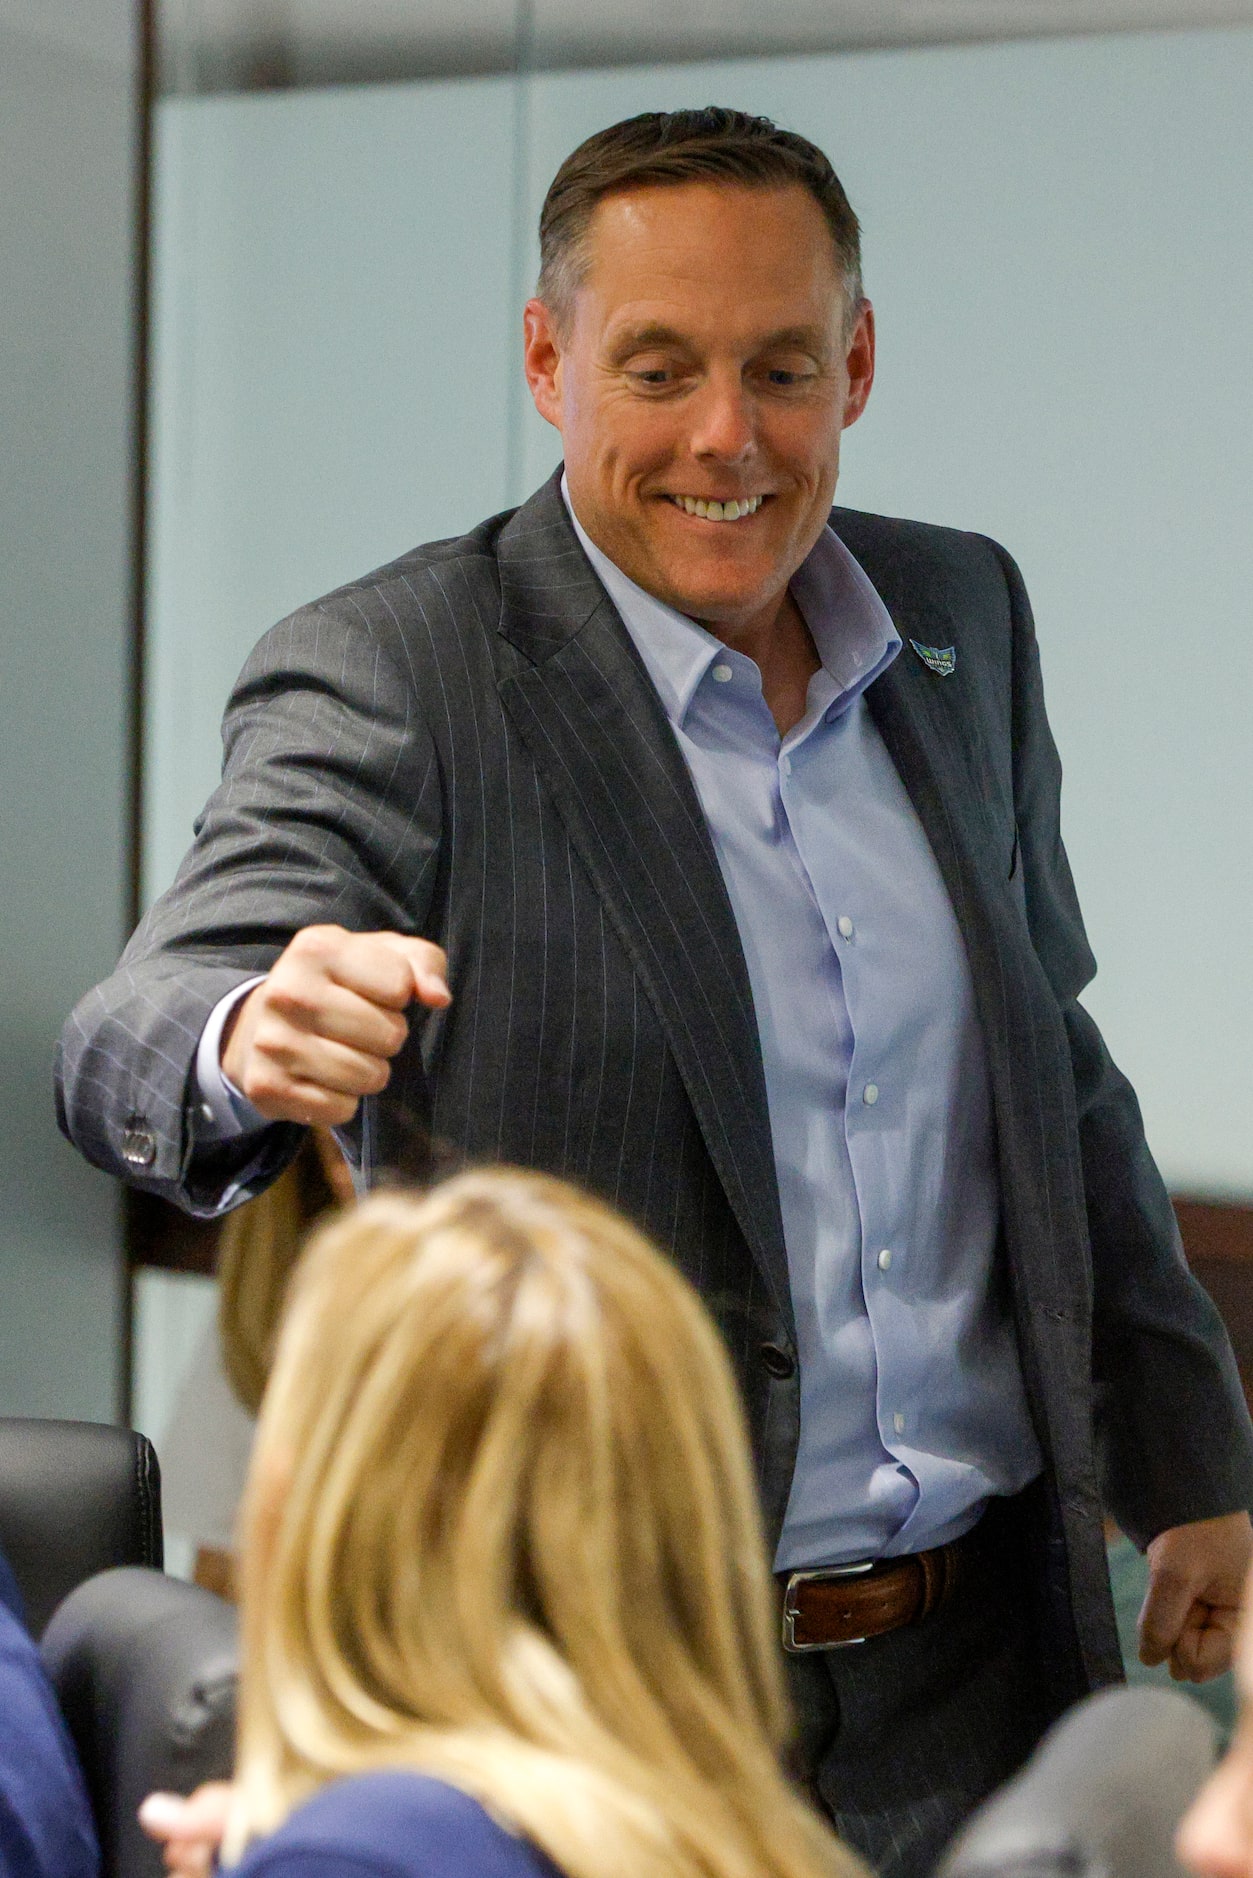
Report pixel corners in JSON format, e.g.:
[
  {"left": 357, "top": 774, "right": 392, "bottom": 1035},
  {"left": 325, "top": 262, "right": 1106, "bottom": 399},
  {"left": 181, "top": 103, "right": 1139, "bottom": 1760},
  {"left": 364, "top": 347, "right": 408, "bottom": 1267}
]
[{"left": 674, "top": 494, "right": 763, "bottom": 521}]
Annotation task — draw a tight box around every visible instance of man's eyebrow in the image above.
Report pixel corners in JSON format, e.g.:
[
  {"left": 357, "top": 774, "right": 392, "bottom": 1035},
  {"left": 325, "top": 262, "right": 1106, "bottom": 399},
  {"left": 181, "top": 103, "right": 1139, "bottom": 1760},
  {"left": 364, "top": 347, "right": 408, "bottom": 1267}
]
[
  {"left": 607, "top": 323, "right": 693, "bottom": 357},
  {"left": 757, "top": 324, "right": 835, "bottom": 355},
  {"left": 606, "top": 322, "right": 836, "bottom": 359}
]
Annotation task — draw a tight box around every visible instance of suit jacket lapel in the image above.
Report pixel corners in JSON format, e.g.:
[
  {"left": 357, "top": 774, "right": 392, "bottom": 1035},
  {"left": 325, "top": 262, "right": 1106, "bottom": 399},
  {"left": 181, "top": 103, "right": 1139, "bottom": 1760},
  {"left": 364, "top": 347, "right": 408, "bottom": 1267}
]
[
  {"left": 866, "top": 651, "right": 1004, "bottom": 985},
  {"left": 856, "top": 544, "right": 1086, "bottom": 1323},
  {"left": 492, "top": 479, "right": 792, "bottom": 1326}
]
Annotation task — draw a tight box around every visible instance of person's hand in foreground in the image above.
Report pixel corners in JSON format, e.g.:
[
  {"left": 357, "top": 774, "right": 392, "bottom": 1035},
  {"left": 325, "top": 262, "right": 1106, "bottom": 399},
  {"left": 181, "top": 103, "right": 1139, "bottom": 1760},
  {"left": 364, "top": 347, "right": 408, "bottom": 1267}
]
[
  {"left": 138, "top": 1783, "right": 232, "bottom": 1877},
  {"left": 1177, "top": 1563, "right": 1253, "bottom": 1878},
  {"left": 221, "top": 925, "right": 451, "bottom": 1127},
  {"left": 1140, "top": 1511, "right": 1253, "bottom": 1682}
]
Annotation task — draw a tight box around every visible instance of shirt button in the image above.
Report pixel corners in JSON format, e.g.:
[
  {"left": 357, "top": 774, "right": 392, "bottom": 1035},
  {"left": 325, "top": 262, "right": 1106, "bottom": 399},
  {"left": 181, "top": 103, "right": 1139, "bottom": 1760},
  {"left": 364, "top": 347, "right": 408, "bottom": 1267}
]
[
  {"left": 893, "top": 1411, "right": 906, "bottom": 1435},
  {"left": 877, "top": 1247, "right": 893, "bottom": 1272},
  {"left": 711, "top": 662, "right": 733, "bottom": 683},
  {"left": 837, "top": 915, "right": 854, "bottom": 939},
  {"left": 863, "top": 1083, "right": 879, "bottom": 1106}
]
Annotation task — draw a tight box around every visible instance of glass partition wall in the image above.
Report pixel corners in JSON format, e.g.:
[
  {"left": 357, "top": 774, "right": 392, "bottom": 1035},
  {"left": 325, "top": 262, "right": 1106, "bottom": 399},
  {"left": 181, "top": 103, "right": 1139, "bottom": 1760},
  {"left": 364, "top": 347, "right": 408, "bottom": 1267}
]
[{"left": 136, "top": 0, "right": 1253, "bottom": 1572}]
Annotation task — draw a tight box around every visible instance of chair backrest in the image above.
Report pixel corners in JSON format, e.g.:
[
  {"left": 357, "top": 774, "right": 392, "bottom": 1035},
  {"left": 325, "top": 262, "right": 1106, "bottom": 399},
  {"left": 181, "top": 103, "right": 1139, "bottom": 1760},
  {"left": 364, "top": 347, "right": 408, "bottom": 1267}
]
[
  {"left": 936, "top": 1684, "right": 1217, "bottom": 1878},
  {"left": 0, "top": 1418, "right": 162, "bottom": 1637},
  {"left": 42, "top": 1566, "right": 238, "bottom": 1878}
]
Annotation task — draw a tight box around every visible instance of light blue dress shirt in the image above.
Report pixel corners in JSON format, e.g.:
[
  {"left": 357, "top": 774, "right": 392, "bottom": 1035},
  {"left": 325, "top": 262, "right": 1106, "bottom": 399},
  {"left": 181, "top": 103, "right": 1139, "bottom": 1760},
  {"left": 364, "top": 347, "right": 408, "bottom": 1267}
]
[{"left": 566, "top": 488, "right": 1042, "bottom": 1571}]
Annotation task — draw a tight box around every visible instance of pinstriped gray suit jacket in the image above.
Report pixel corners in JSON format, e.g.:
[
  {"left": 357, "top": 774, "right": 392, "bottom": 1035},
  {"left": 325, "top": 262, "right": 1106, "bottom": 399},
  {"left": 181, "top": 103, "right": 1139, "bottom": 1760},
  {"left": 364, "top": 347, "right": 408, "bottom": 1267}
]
[{"left": 56, "top": 473, "right": 1253, "bottom": 1695}]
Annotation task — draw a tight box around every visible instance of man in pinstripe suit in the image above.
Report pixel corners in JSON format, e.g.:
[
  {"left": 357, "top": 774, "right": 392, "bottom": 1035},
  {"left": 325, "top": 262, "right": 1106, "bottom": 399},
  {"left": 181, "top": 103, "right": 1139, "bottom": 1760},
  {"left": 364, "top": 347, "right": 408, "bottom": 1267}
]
[{"left": 57, "top": 111, "right": 1253, "bottom": 1875}]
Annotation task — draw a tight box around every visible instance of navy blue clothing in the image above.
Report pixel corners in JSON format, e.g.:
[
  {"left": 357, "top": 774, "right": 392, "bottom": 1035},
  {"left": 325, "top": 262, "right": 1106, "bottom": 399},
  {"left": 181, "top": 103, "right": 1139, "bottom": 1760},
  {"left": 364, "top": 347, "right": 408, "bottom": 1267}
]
[
  {"left": 0, "top": 1595, "right": 99, "bottom": 1878},
  {"left": 233, "top": 1773, "right": 561, "bottom": 1878},
  {"left": 0, "top": 1554, "right": 22, "bottom": 1625}
]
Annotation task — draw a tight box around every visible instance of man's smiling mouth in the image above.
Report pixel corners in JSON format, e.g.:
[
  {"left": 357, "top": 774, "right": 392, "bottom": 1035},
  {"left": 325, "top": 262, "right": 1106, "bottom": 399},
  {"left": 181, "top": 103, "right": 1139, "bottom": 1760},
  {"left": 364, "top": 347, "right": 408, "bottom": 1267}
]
[{"left": 667, "top": 494, "right": 766, "bottom": 522}]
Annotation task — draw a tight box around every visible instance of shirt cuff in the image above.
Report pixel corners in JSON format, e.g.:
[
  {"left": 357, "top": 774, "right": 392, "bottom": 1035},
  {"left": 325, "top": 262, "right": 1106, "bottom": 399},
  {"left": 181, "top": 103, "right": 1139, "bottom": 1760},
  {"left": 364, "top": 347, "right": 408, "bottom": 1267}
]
[{"left": 193, "top": 978, "right": 268, "bottom": 1142}]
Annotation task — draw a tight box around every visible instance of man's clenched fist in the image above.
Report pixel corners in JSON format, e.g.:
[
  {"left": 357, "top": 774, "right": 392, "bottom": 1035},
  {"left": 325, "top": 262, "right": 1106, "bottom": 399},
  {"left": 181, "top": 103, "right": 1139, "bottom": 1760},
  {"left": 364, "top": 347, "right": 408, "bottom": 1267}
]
[
  {"left": 220, "top": 925, "right": 451, "bottom": 1127},
  {"left": 1139, "top": 1510, "right": 1253, "bottom": 1683}
]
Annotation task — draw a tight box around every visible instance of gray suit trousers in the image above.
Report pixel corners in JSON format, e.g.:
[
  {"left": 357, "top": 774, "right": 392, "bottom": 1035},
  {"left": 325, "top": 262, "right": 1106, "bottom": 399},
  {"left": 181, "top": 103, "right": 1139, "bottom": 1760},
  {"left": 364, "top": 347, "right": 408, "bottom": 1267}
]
[{"left": 787, "top": 1496, "right": 1050, "bottom": 1878}]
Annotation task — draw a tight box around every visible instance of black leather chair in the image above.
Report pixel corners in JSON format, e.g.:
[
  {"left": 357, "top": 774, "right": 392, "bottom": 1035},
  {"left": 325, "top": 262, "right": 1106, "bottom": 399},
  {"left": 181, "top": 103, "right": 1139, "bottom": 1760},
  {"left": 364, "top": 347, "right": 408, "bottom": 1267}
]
[
  {"left": 43, "top": 1566, "right": 238, "bottom": 1878},
  {"left": 0, "top": 1417, "right": 163, "bottom": 1636}
]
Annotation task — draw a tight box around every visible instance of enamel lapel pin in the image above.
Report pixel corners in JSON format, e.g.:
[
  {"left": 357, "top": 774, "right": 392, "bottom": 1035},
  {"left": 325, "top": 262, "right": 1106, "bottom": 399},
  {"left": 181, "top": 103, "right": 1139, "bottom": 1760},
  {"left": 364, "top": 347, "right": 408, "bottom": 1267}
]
[{"left": 909, "top": 639, "right": 957, "bottom": 677}]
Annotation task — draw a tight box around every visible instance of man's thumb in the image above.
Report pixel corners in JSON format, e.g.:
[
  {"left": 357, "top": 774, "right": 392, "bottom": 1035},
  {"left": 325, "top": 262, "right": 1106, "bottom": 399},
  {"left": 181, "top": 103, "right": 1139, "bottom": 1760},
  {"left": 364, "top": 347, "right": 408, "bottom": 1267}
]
[{"left": 401, "top": 939, "right": 451, "bottom": 1009}]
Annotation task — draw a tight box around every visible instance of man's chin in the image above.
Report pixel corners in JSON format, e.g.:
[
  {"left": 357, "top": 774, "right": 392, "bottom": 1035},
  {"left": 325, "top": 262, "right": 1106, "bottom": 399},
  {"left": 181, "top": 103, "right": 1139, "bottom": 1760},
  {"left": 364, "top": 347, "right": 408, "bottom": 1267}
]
[
  {"left": 644, "top": 571, "right": 782, "bottom": 630},
  {"left": 634, "top": 522, "right": 807, "bottom": 627}
]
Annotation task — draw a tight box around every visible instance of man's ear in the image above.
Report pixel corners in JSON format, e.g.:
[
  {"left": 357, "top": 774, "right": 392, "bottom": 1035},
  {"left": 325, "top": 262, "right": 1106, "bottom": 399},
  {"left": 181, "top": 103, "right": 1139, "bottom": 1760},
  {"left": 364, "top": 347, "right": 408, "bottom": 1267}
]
[
  {"left": 841, "top": 300, "right": 876, "bottom": 431},
  {"left": 523, "top": 298, "right": 564, "bottom": 431}
]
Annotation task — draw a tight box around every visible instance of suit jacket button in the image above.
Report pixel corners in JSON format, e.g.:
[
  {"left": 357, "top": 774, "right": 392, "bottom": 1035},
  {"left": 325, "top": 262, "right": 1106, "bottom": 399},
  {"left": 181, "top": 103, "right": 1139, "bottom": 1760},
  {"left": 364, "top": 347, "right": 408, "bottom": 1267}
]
[
  {"left": 759, "top": 1341, "right": 796, "bottom": 1380},
  {"left": 121, "top": 1122, "right": 156, "bottom": 1168}
]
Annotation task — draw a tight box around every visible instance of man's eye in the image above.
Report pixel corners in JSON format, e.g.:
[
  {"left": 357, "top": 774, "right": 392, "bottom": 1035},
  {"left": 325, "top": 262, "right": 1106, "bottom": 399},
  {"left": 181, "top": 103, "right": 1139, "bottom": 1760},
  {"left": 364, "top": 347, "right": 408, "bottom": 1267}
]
[
  {"left": 626, "top": 365, "right": 689, "bottom": 390},
  {"left": 763, "top": 367, "right": 814, "bottom": 388}
]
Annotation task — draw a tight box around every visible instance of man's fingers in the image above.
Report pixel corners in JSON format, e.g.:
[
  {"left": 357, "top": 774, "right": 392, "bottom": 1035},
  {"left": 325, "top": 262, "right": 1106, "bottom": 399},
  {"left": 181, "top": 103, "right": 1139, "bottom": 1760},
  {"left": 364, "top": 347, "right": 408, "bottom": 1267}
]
[
  {"left": 244, "top": 1036, "right": 394, "bottom": 1114},
  {"left": 139, "top": 1784, "right": 231, "bottom": 1878},
  {"left": 138, "top": 1793, "right": 192, "bottom": 1842},
  {"left": 1169, "top": 1607, "right": 1239, "bottom": 1683},
  {"left": 140, "top": 1782, "right": 232, "bottom": 1831},
  {"left": 1142, "top": 1588, "right": 1238, "bottom": 1680},
  {"left": 138, "top": 1784, "right": 230, "bottom": 1842},
  {"left": 1138, "top": 1569, "right": 1196, "bottom": 1666},
  {"left": 262, "top": 1080, "right": 365, "bottom": 1129},
  {"left": 311, "top": 928, "right": 449, "bottom": 1011},
  {"left": 263, "top": 977, "right": 410, "bottom": 1058},
  {"left": 371, "top": 932, "right": 452, "bottom": 1010}
]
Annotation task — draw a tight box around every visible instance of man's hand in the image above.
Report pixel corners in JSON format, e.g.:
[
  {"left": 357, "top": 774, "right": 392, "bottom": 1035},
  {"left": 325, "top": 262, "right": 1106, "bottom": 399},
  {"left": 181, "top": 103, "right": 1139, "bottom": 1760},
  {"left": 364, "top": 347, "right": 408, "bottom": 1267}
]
[
  {"left": 221, "top": 925, "right": 451, "bottom": 1127},
  {"left": 1139, "top": 1510, "right": 1253, "bottom": 1682},
  {"left": 138, "top": 1783, "right": 232, "bottom": 1877}
]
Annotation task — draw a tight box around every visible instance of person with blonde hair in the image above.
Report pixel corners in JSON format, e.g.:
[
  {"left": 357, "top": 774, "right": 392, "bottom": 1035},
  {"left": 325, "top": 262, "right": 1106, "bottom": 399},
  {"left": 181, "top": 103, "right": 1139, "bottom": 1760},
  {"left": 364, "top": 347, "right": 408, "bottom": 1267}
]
[{"left": 205, "top": 1168, "right": 861, "bottom": 1878}]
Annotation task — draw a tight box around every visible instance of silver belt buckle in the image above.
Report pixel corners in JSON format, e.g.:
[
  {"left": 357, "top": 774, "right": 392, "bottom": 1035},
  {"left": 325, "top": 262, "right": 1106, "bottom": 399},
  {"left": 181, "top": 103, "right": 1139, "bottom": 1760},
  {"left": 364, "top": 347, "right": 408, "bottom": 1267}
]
[{"left": 782, "top": 1559, "right": 875, "bottom": 1654}]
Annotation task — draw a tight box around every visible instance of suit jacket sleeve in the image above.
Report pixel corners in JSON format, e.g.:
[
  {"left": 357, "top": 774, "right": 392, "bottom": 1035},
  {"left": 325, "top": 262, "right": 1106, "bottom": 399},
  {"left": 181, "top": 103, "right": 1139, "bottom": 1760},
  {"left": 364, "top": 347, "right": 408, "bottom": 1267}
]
[
  {"left": 992, "top": 538, "right": 1253, "bottom": 1546},
  {"left": 55, "top": 601, "right": 443, "bottom": 1214}
]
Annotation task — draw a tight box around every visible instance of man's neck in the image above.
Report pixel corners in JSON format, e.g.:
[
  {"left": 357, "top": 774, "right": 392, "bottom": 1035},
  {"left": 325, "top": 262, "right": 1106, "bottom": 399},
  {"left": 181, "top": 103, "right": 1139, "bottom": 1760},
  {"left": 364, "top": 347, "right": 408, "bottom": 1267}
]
[
  {"left": 706, "top": 590, "right": 820, "bottom": 738},
  {"left": 760, "top": 593, "right": 822, "bottom": 738}
]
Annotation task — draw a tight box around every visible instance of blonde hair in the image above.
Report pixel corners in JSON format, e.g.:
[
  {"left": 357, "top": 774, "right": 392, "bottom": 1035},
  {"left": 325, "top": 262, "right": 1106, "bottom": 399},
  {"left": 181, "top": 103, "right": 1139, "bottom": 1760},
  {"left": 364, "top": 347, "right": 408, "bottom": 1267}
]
[
  {"left": 217, "top": 1130, "right": 348, "bottom": 1415},
  {"left": 228, "top": 1169, "right": 862, "bottom": 1878}
]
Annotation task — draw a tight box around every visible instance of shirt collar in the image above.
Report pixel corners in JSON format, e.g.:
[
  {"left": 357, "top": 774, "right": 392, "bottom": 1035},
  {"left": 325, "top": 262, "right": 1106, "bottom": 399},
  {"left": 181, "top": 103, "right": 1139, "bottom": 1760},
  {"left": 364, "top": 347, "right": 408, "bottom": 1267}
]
[{"left": 561, "top": 473, "right": 900, "bottom": 730}]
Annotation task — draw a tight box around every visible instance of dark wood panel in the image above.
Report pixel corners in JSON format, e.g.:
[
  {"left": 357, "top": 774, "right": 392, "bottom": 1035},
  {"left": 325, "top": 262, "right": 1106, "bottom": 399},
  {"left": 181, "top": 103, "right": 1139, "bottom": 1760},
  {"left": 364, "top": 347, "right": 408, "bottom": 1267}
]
[
  {"left": 1175, "top": 1198, "right": 1253, "bottom": 1410},
  {"left": 127, "top": 1187, "right": 221, "bottom": 1277},
  {"left": 126, "top": 1183, "right": 1253, "bottom": 1293},
  {"left": 1174, "top": 1196, "right": 1253, "bottom": 1265}
]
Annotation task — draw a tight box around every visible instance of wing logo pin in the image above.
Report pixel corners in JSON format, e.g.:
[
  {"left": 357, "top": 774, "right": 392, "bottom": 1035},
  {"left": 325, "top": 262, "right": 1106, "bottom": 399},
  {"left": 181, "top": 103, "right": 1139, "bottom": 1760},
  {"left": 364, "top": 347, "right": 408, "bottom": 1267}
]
[{"left": 909, "top": 639, "right": 957, "bottom": 677}]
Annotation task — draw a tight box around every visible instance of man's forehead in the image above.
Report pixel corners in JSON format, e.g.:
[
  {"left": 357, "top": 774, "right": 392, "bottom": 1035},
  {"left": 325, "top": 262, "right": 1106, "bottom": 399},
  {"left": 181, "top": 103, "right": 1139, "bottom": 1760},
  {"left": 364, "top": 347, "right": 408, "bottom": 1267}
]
[
  {"left": 584, "top": 177, "right": 832, "bottom": 252},
  {"left": 575, "top": 185, "right": 845, "bottom": 328}
]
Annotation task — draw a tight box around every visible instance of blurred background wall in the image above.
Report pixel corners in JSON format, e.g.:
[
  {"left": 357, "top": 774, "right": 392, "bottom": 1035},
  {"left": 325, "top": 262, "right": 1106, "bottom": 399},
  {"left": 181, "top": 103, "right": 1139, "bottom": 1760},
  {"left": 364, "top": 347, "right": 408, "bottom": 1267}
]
[{"left": 0, "top": 0, "right": 139, "bottom": 1418}]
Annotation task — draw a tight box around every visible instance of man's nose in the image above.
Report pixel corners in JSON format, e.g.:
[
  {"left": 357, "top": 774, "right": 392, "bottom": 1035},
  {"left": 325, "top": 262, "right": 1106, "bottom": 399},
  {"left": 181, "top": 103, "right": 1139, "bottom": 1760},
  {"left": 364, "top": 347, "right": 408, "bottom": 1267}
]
[{"left": 688, "top": 376, "right": 756, "bottom": 463}]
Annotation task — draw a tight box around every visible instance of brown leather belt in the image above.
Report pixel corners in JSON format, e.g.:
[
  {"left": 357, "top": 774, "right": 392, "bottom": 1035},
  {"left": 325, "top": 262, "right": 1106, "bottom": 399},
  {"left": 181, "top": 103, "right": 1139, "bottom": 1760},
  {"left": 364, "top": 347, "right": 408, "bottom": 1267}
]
[{"left": 781, "top": 1528, "right": 977, "bottom": 1653}]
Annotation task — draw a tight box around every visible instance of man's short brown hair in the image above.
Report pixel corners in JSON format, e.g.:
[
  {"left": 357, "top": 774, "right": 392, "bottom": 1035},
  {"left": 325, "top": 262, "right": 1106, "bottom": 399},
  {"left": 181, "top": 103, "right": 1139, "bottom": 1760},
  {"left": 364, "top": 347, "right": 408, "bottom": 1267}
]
[{"left": 537, "top": 107, "right": 864, "bottom": 332}]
